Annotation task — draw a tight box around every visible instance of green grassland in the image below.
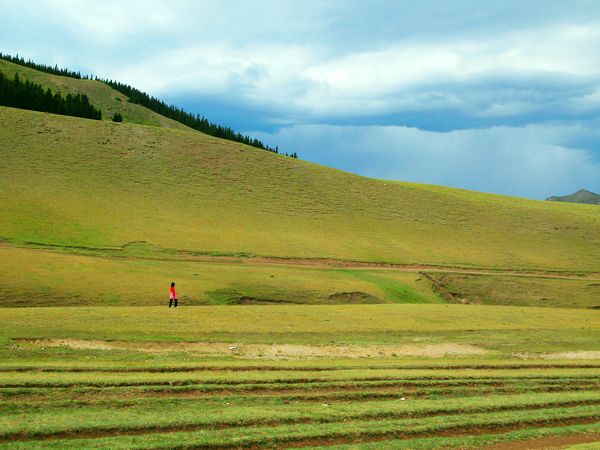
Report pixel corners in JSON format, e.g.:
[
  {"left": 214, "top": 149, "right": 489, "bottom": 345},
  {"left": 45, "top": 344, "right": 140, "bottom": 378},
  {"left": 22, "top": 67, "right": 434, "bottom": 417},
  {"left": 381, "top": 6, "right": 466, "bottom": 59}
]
[
  {"left": 1, "top": 304, "right": 598, "bottom": 353},
  {"left": 1, "top": 305, "right": 599, "bottom": 448},
  {"left": 3, "top": 100, "right": 600, "bottom": 306},
  {"left": 3, "top": 63, "right": 600, "bottom": 308},
  {"left": 0, "top": 59, "right": 190, "bottom": 130},
  {"left": 0, "top": 245, "right": 442, "bottom": 306},
  {"left": 2, "top": 63, "right": 600, "bottom": 448}
]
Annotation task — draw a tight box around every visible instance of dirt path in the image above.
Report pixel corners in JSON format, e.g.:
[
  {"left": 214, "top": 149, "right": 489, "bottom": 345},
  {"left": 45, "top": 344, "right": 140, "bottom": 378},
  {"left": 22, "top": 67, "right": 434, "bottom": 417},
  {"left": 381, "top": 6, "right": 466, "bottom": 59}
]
[
  {"left": 484, "top": 432, "right": 600, "bottom": 449},
  {"left": 3, "top": 241, "right": 600, "bottom": 281}
]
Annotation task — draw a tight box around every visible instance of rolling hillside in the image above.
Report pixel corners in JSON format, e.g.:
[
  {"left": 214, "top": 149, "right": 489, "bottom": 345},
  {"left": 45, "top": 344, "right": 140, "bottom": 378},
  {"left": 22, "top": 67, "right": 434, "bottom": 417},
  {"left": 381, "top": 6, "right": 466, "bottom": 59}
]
[
  {"left": 2, "top": 62, "right": 600, "bottom": 307},
  {"left": 2, "top": 105, "right": 600, "bottom": 271}
]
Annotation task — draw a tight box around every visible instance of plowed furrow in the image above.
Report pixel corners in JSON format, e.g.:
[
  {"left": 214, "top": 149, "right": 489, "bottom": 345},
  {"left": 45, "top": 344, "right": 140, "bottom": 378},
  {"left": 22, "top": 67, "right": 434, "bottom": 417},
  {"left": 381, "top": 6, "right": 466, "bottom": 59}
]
[
  {"left": 3, "top": 399, "right": 599, "bottom": 443},
  {"left": 3, "top": 363, "right": 600, "bottom": 373}
]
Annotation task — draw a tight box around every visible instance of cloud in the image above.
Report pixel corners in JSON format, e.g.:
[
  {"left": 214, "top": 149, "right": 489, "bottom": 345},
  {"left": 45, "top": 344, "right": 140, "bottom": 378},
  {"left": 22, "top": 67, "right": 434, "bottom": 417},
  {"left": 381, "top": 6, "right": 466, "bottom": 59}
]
[
  {"left": 26, "top": 0, "right": 178, "bottom": 39},
  {"left": 5, "top": 1, "right": 600, "bottom": 126},
  {"left": 251, "top": 124, "right": 600, "bottom": 199},
  {"left": 110, "top": 18, "right": 600, "bottom": 131},
  {"left": 111, "top": 43, "right": 318, "bottom": 98},
  {"left": 3, "top": 1, "right": 600, "bottom": 198}
]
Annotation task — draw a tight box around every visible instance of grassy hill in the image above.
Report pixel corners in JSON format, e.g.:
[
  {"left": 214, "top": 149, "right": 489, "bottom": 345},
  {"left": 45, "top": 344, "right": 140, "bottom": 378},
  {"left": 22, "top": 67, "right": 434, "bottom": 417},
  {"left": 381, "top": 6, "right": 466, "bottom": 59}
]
[
  {"left": 2, "top": 62, "right": 600, "bottom": 307},
  {"left": 2, "top": 105, "right": 600, "bottom": 270},
  {"left": 2, "top": 105, "right": 600, "bottom": 306},
  {"left": 0, "top": 59, "right": 190, "bottom": 130}
]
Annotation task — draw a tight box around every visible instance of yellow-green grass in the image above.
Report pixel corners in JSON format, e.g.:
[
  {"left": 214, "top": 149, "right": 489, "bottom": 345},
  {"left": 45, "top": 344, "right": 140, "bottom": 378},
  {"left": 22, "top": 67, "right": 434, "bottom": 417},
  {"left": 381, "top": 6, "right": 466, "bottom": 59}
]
[
  {"left": 2, "top": 353, "right": 600, "bottom": 446},
  {"left": 569, "top": 442, "right": 600, "bottom": 449},
  {"left": 4, "top": 243, "right": 600, "bottom": 309},
  {"left": 3, "top": 388, "right": 600, "bottom": 415},
  {"left": 1, "top": 304, "right": 598, "bottom": 355},
  {"left": 0, "top": 59, "right": 190, "bottom": 130},
  {"left": 432, "top": 273, "right": 600, "bottom": 309},
  {"left": 4, "top": 58, "right": 600, "bottom": 450},
  {"left": 2, "top": 106, "right": 600, "bottom": 273},
  {"left": 5, "top": 376, "right": 599, "bottom": 406},
  {"left": 3, "top": 61, "right": 600, "bottom": 309},
  {"left": 0, "top": 246, "right": 441, "bottom": 307}
]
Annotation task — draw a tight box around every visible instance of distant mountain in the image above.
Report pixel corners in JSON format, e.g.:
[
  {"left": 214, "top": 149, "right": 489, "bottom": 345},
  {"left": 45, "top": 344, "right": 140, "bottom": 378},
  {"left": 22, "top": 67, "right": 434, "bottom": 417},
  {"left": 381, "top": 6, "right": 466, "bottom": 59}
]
[{"left": 546, "top": 189, "right": 600, "bottom": 205}]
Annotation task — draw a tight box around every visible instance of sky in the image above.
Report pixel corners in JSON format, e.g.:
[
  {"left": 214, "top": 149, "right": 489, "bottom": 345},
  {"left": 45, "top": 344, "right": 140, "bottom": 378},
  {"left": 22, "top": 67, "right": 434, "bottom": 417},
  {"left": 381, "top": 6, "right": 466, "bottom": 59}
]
[{"left": 3, "top": 0, "right": 600, "bottom": 199}]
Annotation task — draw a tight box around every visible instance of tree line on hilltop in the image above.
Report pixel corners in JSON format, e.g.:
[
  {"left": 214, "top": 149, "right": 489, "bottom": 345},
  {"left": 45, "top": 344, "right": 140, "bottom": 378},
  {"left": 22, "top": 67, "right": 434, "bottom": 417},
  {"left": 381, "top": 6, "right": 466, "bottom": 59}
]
[
  {"left": 0, "top": 52, "right": 89, "bottom": 79},
  {"left": 0, "top": 71, "right": 102, "bottom": 120},
  {"left": 0, "top": 53, "right": 298, "bottom": 158},
  {"left": 101, "top": 79, "right": 295, "bottom": 156}
]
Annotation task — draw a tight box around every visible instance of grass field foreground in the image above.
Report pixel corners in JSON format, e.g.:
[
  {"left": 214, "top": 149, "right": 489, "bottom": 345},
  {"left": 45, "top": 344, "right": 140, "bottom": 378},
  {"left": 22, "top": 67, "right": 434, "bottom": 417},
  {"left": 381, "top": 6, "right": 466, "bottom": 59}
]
[
  {"left": 1, "top": 305, "right": 599, "bottom": 450},
  {"left": 1, "top": 304, "right": 599, "bottom": 359}
]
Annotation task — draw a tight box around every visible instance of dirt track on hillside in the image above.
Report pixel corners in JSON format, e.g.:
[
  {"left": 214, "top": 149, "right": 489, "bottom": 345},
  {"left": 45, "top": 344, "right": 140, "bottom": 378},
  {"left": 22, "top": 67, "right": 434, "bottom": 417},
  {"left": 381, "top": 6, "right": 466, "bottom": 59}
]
[{"left": 3, "top": 241, "right": 600, "bottom": 281}]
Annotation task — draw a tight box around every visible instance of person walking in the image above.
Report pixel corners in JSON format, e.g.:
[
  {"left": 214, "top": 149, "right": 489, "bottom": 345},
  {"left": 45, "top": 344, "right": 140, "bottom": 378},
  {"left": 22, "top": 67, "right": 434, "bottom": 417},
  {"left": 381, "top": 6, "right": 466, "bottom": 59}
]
[{"left": 169, "top": 282, "right": 178, "bottom": 308}]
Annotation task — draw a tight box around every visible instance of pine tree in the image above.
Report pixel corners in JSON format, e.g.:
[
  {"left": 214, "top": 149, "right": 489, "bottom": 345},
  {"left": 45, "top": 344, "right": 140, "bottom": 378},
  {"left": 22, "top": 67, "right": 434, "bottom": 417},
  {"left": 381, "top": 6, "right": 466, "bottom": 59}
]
[{"left": 0, "top": 70, "right": 102, "bottom": 120}]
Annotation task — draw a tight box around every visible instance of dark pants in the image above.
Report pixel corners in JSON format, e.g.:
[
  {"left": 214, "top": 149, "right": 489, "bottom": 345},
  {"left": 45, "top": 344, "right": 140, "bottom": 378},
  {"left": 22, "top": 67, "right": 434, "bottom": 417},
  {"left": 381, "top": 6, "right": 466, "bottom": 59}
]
[{"left": 169, "top": 298, "right": 178, "bottom": 307}]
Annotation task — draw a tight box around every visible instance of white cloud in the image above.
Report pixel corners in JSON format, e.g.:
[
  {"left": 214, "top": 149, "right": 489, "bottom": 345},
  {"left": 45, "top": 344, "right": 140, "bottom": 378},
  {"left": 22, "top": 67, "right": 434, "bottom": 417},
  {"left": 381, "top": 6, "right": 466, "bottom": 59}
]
[
  {"left": 6, "top": 2, "right": 600, "bottom": 121},
  {"left": 110, "top": 43, "right": 319, "bottom": 99},
  {"left": 99, "top": 18, "right": 600, "bottom": 121},
  {"left": 296, "top": 22, "right": 600, "bottom": 117},
  {"left": 40, "top": 0, "right": 178, "bottom": 39}
]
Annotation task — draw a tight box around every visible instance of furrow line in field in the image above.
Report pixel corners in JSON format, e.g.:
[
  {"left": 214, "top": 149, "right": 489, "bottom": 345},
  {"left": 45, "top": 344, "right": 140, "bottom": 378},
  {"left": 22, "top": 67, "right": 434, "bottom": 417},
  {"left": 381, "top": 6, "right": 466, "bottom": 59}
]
[
  {"left": 3, "top": 399, "right": 600, "bottom": 443},
  {"left": 4, "top": 363, "right": 600, "bottom": 373},
  {"left": 3, "top": 382, "right": 599, "bottom": 407},
  {"left": 2, "top": 374, "right": 597, "bottom": 389},
  {"left": 274, "top": 417, "right": 600, "bottom": 450}
]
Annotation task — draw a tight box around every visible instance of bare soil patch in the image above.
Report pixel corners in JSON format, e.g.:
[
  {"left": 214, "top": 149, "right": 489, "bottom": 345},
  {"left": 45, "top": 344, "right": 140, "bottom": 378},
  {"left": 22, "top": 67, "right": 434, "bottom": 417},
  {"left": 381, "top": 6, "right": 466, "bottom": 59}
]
[
  {"left": 327, "top": 291, "right": 383, "bottom": 304},
  {"left": 543, "top": 352, "right": 600, "bottom": 360},
  {"left": 17, "top": 338, "right": 488, "bottom": 359},
  {"left": 515, "top": 351, "right": 600, "bottom": 360}
]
